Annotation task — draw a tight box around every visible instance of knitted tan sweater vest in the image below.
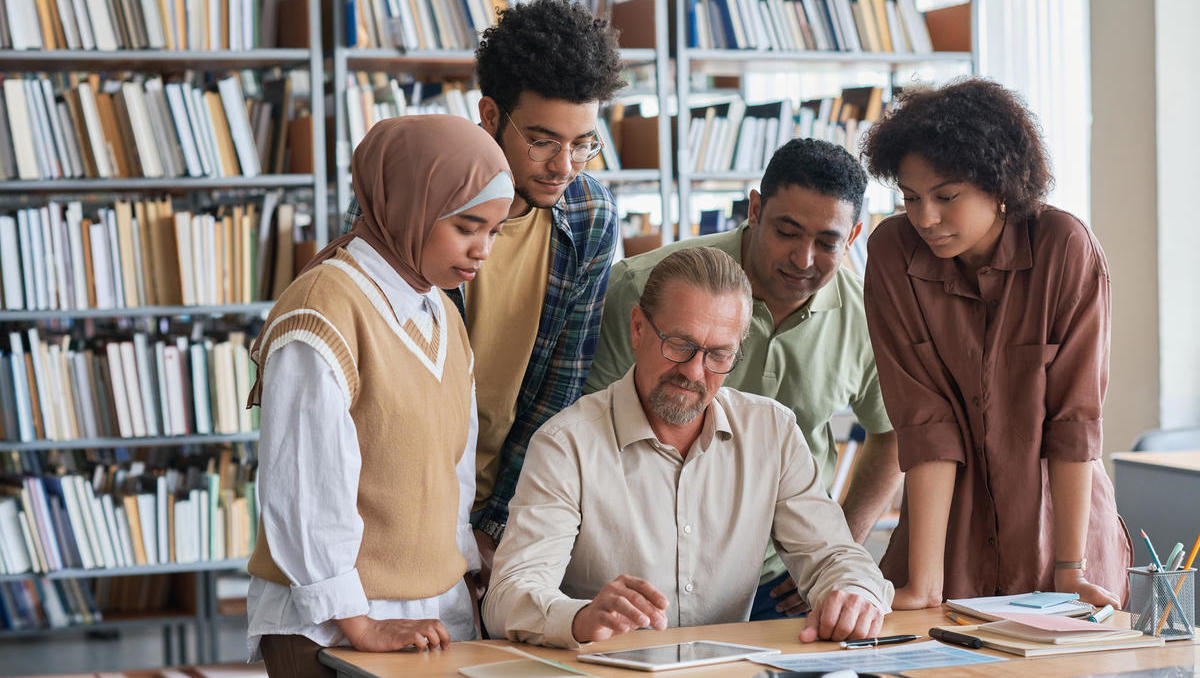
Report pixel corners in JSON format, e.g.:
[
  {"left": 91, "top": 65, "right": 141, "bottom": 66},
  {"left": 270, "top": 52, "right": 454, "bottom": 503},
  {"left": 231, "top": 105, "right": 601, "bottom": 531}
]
[{"left": 248, "top": 249, "right": 472, "bottom": 600}]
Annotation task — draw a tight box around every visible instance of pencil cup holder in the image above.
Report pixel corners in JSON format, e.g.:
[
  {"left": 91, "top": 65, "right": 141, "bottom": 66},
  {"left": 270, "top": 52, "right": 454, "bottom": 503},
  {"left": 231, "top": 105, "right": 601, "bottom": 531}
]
[{"left": 1128, "top": 566, "right": 1195, "bottom": 640}]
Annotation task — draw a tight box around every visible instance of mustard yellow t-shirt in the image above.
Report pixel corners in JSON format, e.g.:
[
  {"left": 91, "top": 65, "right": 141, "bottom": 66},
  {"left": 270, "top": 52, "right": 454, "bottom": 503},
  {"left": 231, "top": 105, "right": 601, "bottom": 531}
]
[{"left": 465, "top": 207, "right": 552, "bottom": 511}]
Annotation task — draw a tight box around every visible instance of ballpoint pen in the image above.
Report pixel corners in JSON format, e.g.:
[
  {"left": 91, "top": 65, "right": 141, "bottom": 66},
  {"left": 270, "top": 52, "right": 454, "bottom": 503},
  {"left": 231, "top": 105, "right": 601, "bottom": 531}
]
[
  {"left": 928, "top": 627, "right": 983, "bottom": 649},
  {"left": 839, "top": 634, "right": 919, "bottom": 649},
  {"left": 944, "top": 611, "right": 976, "bottom": 626}
]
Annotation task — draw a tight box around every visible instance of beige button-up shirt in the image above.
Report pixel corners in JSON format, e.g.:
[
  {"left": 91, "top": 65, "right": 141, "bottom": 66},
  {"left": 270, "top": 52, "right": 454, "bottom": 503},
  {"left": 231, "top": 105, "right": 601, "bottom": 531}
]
[{"left": 482, "top": 370, "right": 893, "bottom": 648}]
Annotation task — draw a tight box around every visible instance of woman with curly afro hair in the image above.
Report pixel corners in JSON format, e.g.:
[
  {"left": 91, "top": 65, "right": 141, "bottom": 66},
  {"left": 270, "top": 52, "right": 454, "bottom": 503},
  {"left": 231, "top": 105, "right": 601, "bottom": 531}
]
[{"left": 860, "top": 78, "right": 1130, "bottom": 610}]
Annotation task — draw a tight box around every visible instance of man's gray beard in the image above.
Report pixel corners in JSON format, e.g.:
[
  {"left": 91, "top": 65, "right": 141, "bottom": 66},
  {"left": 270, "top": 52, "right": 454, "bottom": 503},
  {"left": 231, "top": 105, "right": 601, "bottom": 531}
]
[{"left": 648, "top": 380, "right": 707, "bottom": 426}]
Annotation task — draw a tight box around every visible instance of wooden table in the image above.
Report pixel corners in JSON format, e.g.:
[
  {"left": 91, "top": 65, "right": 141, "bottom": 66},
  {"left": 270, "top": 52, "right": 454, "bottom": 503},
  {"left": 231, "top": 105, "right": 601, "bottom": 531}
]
[{"left": 319, "top": 608, "right": 1199, "bottom": 677}]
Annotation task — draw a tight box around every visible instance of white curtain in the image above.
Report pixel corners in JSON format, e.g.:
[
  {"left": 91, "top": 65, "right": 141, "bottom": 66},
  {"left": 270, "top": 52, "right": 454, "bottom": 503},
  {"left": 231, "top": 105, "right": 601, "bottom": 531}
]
[{"left": 975, "top": 0, "right": 1091, "bottom": 222}]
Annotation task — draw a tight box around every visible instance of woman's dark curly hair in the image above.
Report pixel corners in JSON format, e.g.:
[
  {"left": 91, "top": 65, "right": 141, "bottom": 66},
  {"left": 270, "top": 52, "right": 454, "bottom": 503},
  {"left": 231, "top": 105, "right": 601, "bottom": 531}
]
[
  {"left": 475, "top": 0, "right": 625, "bottom": 115},
  {"left": 862, "top": 78, "right": 1052, "bottom": 219}
]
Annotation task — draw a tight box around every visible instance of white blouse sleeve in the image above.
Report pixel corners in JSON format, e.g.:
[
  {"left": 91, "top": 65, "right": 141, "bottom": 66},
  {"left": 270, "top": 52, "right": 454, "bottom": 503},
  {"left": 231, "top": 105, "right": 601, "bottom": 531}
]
[
  {"left": 257, "top": 341, "right": 369, "bottom": 624},
  {"left": 457, "top": 384, "right": 482, "bottom": 572}
]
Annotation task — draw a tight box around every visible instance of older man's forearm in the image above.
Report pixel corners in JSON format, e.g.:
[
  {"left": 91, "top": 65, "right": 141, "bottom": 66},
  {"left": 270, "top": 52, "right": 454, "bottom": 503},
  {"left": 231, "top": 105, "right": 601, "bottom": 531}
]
[{"left": 840, "top": 430, "right": 902, "bottom": 543}]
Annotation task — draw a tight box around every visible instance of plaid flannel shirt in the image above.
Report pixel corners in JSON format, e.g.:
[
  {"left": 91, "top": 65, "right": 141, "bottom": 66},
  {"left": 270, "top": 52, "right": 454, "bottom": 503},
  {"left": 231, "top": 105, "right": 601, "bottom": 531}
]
[{"left": 342, "top": 172, "right": 619, "bottom": 539}]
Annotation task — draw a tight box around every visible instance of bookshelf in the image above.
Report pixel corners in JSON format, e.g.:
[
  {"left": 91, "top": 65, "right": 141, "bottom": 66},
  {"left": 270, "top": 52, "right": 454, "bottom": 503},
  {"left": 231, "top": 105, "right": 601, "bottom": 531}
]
[
  {"left": 672, "top": 0, "right": 979, "bottom": 240},
  {"left": 0, "top": 0, "right": 328, "bottom": 663},
  {"left": 329, "top": 0, "right": 675, "bottom": 239}
]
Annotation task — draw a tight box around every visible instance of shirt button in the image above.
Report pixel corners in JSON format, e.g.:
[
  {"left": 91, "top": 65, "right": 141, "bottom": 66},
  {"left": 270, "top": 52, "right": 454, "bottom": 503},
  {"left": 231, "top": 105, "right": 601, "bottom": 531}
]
[
  {"left": 683, "top": 525, "right": 693, "bottom": 534},
  {"left": 684, "top": 582, "right": 695, "bottom": 593},
  {"left": 988, "top": 537, "right": 996, "bottom": 546}
]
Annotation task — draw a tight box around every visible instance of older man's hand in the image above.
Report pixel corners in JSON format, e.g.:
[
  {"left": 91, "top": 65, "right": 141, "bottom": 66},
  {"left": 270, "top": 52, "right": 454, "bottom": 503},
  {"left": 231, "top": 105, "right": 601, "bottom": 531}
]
[
  {"left": 572, "top": 574, "right": 670, "bottom": 643},
  {"left": 797, "top": 590, "right": 883, "bottom": 643}
]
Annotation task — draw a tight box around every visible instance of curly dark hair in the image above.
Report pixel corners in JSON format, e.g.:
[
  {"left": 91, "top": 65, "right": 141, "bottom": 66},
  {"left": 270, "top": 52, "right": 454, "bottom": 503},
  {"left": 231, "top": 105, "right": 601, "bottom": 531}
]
[
  {"left": 762, "top": 138, "right": 867, "bottom": 218},
  {"left": 861, "top": 77, "right": 1052, "bottom": 219},
  {"left": 475, "top": 0, "right": 625, "bottom": 115}
]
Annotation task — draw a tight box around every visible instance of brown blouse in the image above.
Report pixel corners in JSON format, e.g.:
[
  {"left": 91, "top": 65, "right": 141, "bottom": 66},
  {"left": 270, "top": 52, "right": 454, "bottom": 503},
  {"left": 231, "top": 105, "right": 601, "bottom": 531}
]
[{"left": 863, "top": 207, "right": 1132, "bottom": 603}]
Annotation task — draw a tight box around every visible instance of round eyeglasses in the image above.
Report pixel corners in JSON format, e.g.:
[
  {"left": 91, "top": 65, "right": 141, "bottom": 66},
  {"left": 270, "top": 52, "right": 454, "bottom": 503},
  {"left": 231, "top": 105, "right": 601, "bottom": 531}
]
[
  {"left": 505, "top": 111, "right": 604, "bottom": 164},
  {"left": 643, "top": 311, "right": 742, "bottom": 374}
]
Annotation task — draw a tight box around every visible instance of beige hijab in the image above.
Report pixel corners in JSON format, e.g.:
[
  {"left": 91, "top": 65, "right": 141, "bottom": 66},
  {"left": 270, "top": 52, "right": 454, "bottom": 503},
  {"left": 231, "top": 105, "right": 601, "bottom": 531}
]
[{"left": 303, "top": 114, "right": 512, "bottom": 291}]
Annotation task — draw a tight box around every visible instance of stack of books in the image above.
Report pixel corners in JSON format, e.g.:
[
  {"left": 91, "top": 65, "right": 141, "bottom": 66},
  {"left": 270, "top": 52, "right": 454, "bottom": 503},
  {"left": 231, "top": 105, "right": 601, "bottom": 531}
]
[
  {"left": 344, "top": 0, "right": 501, "bottom": 49},
  {"left": 688, "top": 0, "right": 934, "bottom": 53}
]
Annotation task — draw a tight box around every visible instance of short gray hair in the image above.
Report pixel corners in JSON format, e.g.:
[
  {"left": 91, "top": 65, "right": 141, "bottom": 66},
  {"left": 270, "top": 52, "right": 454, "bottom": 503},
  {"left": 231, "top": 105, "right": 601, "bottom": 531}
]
[{"left": 638, "top": 247, "right": 752, "bottom": 335}]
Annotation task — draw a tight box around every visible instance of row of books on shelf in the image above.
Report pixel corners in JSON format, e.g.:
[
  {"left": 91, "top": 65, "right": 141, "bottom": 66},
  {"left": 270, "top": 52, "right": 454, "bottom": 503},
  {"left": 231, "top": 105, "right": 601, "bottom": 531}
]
[
  {"left": 689, "top": 0, "right": 934, "bottom": 53},
  {"left": 0, "top": 195, "right": 309, "bottom": 312},
  {"left": 0, "top": 453, "right": 256, "bottom": 578},
  {"left": 344, "top": 74, "right": 625, "bottom": 170},
  {"left": 0, "top": 70, "right": 308, "bottom": 181},
  {"left": 0, "top": 328, "right": 258, "bottom": 443},
  {"left": 345, "top": 0, "right": 501, "bottom": 50},
  {"left": 1, "top": 571, "right": 190, "bottom": 630},
  {"left": 686, "top": 86, "right": 883, "bottom": 172},
  {"left": 2, "top": 0, "right": 299, "bottom": 51}
]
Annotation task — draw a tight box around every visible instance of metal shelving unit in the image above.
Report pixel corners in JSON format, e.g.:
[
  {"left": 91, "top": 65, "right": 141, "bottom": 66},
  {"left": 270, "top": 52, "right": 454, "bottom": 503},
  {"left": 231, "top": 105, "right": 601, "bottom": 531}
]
[
  {"left": 0, "top": 1, "right": 328, "bottom": 664},
  {"left": 672, "top": 0, "right": 978, "bottom": 237},
  {"left": 330, "top": 11, "right": 675, "bottom": 229}
]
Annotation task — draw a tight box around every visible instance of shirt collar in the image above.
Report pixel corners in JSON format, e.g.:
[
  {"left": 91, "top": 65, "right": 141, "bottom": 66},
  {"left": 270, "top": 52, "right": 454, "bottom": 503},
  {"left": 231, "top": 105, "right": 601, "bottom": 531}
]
[
  {"left": 345, "top": 237, "right": 442, "bottom": 323},
  {"left": 610, "top": 368, "right": 733, "bottom": 456},
  {"left": 906, "top": 213, "right": 1034, "bottom": 284}
]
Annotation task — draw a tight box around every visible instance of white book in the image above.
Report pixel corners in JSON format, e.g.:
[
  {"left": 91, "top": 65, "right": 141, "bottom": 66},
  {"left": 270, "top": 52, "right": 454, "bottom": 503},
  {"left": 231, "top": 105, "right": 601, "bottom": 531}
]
[
  {"left": 46, "top": 204, "right": 73, "bottom": 310},
  {"left": 156, "top": 476, "right": 169, "bottom": 563},
  {"left": 66, "top": 476, "right": 105, "bottom": 568},
  {"left": 77, "top": 83, "right": 114, "bottom": 178},
  {"left": 122, "top": 82, "right": 164, "bottom": 178},
  {"left": 129, "top": 215, "right": 148, "bottom": 306},
  {"left": 5, "top": 0, "right": 43, "bottom": 49},
  {"left": 26, "top": 328, "right": 57, "bottom": 440},
  {"left": 163, "top": 346, "right": 188, "bottom": 435},
  {"left": 17, "top": 504, "right": 47, "bottom": 573},
  {"left": 113, "top": 504, "right": 137, "bottom": 568},
  {"left": 36, "top": 207, "right": 58, "bottom": 310},
  {"left": 70, "top": 353, "right": 99, "bottom": 439},
  {"left": 54, "top": 0, "right": 83, "bottom": 48},
  {"left": 86, "top": 0, "right": 121, "bottom": 49},
  {"left": 218, "top": 75, "right": 260, "bottom": 174},
  {"left": 15, "top": 211, "right": 36, "bottom": 309},
  {"left": 212, "top": 505, "right": 225, "bottom": 560},
  {"left": 104, "top": 210, "right": 125, "bottom": 308},
  {"left": 104, "top": 342, "right": 133, "bottom": 438},
  {"left": 0, "top": 498, "right": 33, "bottom": 574},
  {"left": 0, "top": 215, "right": 23, "bottom": 310},
  {"left": 174, "top": 212, "right": 195, "bottom": 305},
  {"left": 25, "top": 208, "right": 49, "bottom": 309},
  {"left": 133, "top": 333, "right": 159, "bottom": 436},
  {"left": 135, "top": 493, "right": 158, "bottom": 565},
  {"left": 8, "top": 333, "right": 35, "bottom": 441},
  {"left": 173, "top": 498, "right": 193, "bottom": 563},
  {"left": 212, "top": 341, "right": 235, "bottom": 433},
  {"left": 191, "top": 214, "right": 208, "bottom": 305},
  {"left": 207, "top": 0, "right": 219, "bottom": 48},
  {"left": 141, "top": 82, "right": 181, "bottom": 178},
  {"left": 44, "top": 345, "right": 71, "bottom": 439},
  {"left": 183, "top": 83, "right": 216, "bottom": 176},
  {"left": 85, "top": 492, "right": 117, "bottom": 569},
  {"left": 4, "top": 79, "right": 39, "bottom": 179},
  {"left": 191, "top": 86, "right": 226, "bottom": 176},
  {"left": 97, "top": 495, "right": 126, "bottom": 568},
  {"left": 164, "top": 82, "right": 204, "bottom": 177},
  {"left": 88, "top": 220, "right": 115, "bottom": 309},
  {"left": 233, "top": 343, "right": 252, "bottom": 431},
  {"left": 190, "top": 342, "right": 212, "bottom": 434},
  {"left": 23, "top": 74, "right": 56, "bottom": 178},
  {"left": 70, "top": 0, "right": 96, "bottom": 49},
  {"left": 153, "top": 341, "right": 174, "bottom": 435},
  {"left": 54, "top": 102, "right": 85, "bottom": 178},
  {"left": 139, "top": 0, "right": 167, "bottom": 47},
  {"left": 40, "top": 578, "right": 70, "bottom": 628},
  {"left": 26, "top": 479, "right": 63, "bottom": 570},
  {"left": 193, "top": 488, "right": 208, "bottom": 561},
  {"left": 40, "top": 80, "right": 76, "bottom": 178},
  {"left": 119, "top": 341, "right": 147, "bottom": 437},
  {"left": 896, "top": 0, "right": 932, "bottom": 53}
]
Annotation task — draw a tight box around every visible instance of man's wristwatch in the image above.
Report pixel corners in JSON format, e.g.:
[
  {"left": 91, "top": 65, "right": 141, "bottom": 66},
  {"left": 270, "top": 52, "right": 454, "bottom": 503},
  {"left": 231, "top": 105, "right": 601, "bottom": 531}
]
[{"left": 479, "top": 518, "right": 506, "bottom": 544}]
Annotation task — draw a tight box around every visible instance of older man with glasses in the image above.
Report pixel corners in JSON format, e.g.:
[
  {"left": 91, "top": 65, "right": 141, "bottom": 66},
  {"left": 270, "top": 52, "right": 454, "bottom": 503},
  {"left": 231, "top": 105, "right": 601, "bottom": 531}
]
[{"left": 482, "top": 247, "right": 893, "bottom": 648}]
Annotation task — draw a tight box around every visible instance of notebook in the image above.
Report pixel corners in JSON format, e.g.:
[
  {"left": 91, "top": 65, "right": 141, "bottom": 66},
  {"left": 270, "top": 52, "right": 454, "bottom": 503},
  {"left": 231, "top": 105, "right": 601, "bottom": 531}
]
[
  {"left": 935, "top": 624, "right": 1165, "bottom": 657},
  {"left": 945, "top": 593, "right": 1095, "bottom": 621},
  {"left": 979, "top": 613, "right": 1147, "bottom": 645}
]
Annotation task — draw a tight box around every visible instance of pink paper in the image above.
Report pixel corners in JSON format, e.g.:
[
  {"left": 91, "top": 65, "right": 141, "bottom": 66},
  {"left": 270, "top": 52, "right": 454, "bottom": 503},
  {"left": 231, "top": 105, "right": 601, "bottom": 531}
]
[{"left": 992, "top": 612, "right": 1109, "bottom": 632}]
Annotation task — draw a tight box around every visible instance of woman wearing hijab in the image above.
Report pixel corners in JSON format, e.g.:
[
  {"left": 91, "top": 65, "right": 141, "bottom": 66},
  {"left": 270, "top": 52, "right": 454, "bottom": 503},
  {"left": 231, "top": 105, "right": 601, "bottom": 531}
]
[{"left": 244, "top": 115, "right": 514, "bottom": 677}]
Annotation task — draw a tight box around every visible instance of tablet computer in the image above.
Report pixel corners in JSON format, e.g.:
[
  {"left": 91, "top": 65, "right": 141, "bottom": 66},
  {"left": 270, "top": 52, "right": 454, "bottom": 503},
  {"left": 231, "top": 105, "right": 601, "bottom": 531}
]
[{"left": 577, "top": 640, "right": 778, "bottom": 671}]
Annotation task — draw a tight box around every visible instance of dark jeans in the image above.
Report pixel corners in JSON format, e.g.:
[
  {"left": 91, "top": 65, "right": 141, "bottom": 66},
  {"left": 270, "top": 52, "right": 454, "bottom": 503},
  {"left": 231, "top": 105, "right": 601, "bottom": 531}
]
[
  {"left": 750, "top": 570, "right": 808, "bottom": 621},
  {"left": 259, "top": 634, "right": 337, "bottom": 678}
]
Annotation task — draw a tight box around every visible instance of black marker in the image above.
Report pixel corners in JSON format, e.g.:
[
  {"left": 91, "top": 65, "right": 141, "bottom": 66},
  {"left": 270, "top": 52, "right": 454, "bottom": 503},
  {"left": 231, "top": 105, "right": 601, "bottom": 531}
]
[{"left": 929, "top": 627, "right": 984, "bottom": 649}]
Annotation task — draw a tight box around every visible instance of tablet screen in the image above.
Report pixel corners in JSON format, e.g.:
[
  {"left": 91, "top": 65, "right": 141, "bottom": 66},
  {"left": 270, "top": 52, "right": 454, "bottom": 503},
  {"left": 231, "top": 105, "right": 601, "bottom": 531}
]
[{"left": 581, "top": 640, "right": 772, "bottom": 668}]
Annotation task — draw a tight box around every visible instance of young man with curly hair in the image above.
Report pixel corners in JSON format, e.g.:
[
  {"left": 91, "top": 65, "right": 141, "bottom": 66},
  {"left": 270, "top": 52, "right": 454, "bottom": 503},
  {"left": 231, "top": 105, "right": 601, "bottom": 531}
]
[
  {"left": 342, "top": 0, "right": 624, "bottom": 587},
  {"left": 585, "top": 138, "right": 900, "bottom": 622}
]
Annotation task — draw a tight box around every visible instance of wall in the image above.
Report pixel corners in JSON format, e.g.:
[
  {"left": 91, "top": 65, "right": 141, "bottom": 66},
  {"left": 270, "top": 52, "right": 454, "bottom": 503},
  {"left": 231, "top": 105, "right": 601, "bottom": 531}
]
[
  {"left": 1089, "top": 0, "right": 1160, "bottom": 452},
  {"left": 1155, "top": 0, "right": 1200, "bottom": 428}
]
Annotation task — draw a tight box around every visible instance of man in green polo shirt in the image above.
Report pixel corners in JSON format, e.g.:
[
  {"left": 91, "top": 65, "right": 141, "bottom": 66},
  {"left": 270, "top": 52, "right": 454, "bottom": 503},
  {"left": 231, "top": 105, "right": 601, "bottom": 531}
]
[{"left": 584, "top": 138, "right": 900, "bottom": 621}]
